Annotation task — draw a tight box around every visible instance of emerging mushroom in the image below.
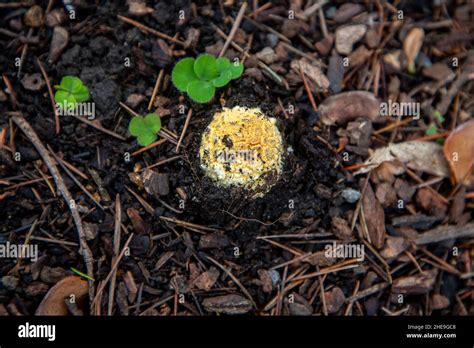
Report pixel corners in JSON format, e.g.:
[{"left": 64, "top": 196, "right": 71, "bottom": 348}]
[{"left": 199, "top": 106, "right": 284, "bottom": 197}]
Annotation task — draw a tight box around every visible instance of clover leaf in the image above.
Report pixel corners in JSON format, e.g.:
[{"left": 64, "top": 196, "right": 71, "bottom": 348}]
[
  {"left": 171, "top": 54, "right": 244, "bottom": 103},
  {"left": 128, "top": 113, "right": 162, "bottom": 146},
  {"left": 54, "top": 76, "right": 90, "bottom": 106}
]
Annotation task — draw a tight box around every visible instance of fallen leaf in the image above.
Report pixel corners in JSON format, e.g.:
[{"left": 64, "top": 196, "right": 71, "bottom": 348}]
[
  {"left": 291, "top": 59, "right": 329, "bottom": 92},
  {"left": 443, "top": 119, "right": 474, "bottom": 185},
  {"left": 48, "top": 26, "right": 69, "bottom": 63},
  {"left": 355, "top": 141, "right": 450, "bottom": 178},
  {"left": 403, "top": 27, "right": 424, "bottom": 73},
  {"left": 319, "top": 91, "right": 380, "bottom": 125},
  {"left": 362, "top": 179, "right": 386, "bottom": 249},
  {"left": 35, "top": 276, "right": 88, "bottom": 315}
]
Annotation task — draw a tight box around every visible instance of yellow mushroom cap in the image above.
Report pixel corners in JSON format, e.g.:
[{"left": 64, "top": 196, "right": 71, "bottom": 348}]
[{"left": 199, "top": 106, "right": 284, "bottom": 195}]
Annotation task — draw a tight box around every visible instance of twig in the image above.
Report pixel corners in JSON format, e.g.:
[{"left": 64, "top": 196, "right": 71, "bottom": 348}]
[
  {"left": 37, "top": 59, "right": 60, "bottom": 134},
  {"left": 148, "top": 69, "right": 164, "bottom": 111},
  {"left": 72, "top": 115, "right": 126, "bottom": 141},
  {"left": 107, "top": 194, "right": 122, "bottom": 315},
  {"left": 92, "top": 233, "right": 134, "bottom": 309},
  {"left": 206, "top": 255, "right": 257, "bottom": 309},
  {"left": 132, "top": 138, "right": 167, "bottom": 157},
  {"left": 176, "top": 108, "right": 193, "bottom": 152},
  {"left": 416, "top": 222, "right": 474, "bottom": 245},
  {"left": 299, "top": 61, "right": 318, "bottom": 112},
  {"left": 11, "top": 113, "right": 94, "bottom": 302},
  {"left": 117, "top": 15, "right": 185, "bottom": 46},
  {"left": 219, "top": 2, "right": 248, "bottom": 57}
]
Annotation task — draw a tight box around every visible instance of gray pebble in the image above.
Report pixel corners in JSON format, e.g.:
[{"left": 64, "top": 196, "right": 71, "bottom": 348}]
[{"left": 341, "top": 188, "right": 361, "bottom": 203}]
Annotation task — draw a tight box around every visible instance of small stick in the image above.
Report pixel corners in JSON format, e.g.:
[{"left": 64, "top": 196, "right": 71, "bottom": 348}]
[
  {"left": 299, "top": 62, "right": 318, "bottom": 112},
  {"left": 107, "top": 194, "right": 122, "bottom": 315},
  {"left": 92, "top": 233, "right": 134, "bottom": 309},
  {"left": 37, "top": 59, "right": 60, "bottom": 134},
  {"left": 160, "top": 216, "right": 221, "bottom": 232},
  {"left": 72, "top": 115, "right": 126, "bottom": 141},
  {"left": 148, "top": 69, "right": 164, "bottom": 111},
  {"left": 2, "top": 74, "right": 19, "bottom": 107},
  {"left": 117, "top": 15, "right": 185, "bottom": 46},
  {"left": 47, "top": 146, "right": 105, "bottom": 210},
  {"left": 11, "top": 113, "right": 94, "bottom": 301},
  {"left": 416, "top": 222, "right": 474, "bottom": 245},
  {"left": 317, "top": 266, "right": 328, "bottom": 316},
  {"left": 345, "top": 282, "right": 389, "bottom": 303},
  {"left": 219, "top": 2, "right": 248, "bottom": 57},
  {"left": 141, "top": 154, "right": 182, "bottom": 171},
  {"left": 175, "top": 108, "right": 192, "bottom": 152},
  {"left": 318, "top": 7, "right": 329, "bottom": 38},
  {"left": 132, "top": 138, "right": 167, "bottom": 157},
  {"left": 206, "top": 255, "right": 257, "bottom": 309}
]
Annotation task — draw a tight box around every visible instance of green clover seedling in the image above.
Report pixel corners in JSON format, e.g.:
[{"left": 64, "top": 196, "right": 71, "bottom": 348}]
[
  {"left": 54, "top": 76, "right": 90, "bottom": 106},
  {"left": 128, "top": 113, "right": 162, "bottom": 146},
  {"left": 172, "top": 54, "right": 244, "bottom": 103}
]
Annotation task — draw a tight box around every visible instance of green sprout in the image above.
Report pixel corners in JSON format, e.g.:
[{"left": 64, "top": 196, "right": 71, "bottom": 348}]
[
  {"left": 128, "top": 113, "right": 162, "bottom": 146},
  {"left": 172, "top": 53, "right": 244, "bottom": 103},
  {"left": 70, "top": 267, "right": 95, "bottom": 281},
  {"left": 54, "top": 76, "right": 90, "bottom": 106}
]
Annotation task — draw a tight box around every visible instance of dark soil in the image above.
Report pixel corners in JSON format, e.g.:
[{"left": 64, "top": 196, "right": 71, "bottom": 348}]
[{"left": 0, "top": 0, "right": 473, "bottom": 317}]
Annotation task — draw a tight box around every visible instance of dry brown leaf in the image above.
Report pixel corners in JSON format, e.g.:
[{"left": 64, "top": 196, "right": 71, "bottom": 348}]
[
  {"left": 355, "top": 141, "right": 450, "bottom": 178},
  {"left": 319, "top": 91, "right": 380, "bottom": 125},
  {"left": 362, "top": 180, "right": 386, "bottom": 249},
  {"left": 35, "top": 276, "right": 88, "bottom": 315},
  {"left": 403, "top": 27, "right": 424, "bottom": 73},
  {"left": 444, "top": 120, "right": 474, "bottom": 186},
  {"left": 291, "top": 59, "right": 329, "bottom": 92}
]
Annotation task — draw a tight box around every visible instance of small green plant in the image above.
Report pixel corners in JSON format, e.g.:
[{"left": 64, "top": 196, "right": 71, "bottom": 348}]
[
  {"left": 128, "top": 113, "right": 162, "bottom": 146},
  {"left": 172, "top": 53, "right": 244, "bottom": 103},
  {"left": 54, "top": 76, "right": 90, "bottom": 106}
]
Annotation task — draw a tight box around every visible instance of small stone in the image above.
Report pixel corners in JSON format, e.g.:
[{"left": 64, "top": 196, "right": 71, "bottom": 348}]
[
  {"left": 1, "top": 276, "right": 19, "bottom": 291},
  {"left": 193, "top": 267, "right": 220, "bottom": 291},
  {"left": 125, "top": 93, "right": 145, "bottom": 108},
  {"left": 129, "top": 234, "right": 150, "bottom": 256},
  {"left": 21, "top": 73, "right": 45, "bottom": 92},
  {"left": 341, "top": 188, "right": 361, "bottom": 203},
  {"left": 335, "top": 24, "right": 367, "bottom": 55},
  {"left": 24, "top": 5, "right": 43, "bottom": 28},
  {"left": 380, "top": 236, "right": 408, "bottom": 261},
  {"left": 266, "top": 33, "right": 279, "bottom": 48},
  {"left": 48, "top": 26, "right": 69, "bottom": 63},
  {"left": 314, "top": 34, "right": 334, "bottom": 56},
  {"left": 256, "top": 47, "right": 277, "bottom": 65}
]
